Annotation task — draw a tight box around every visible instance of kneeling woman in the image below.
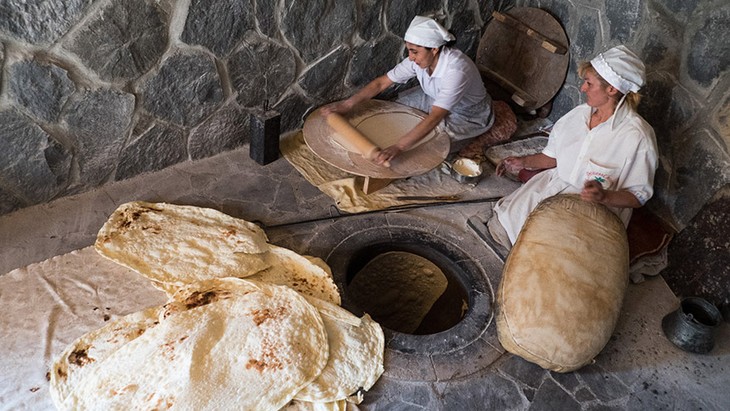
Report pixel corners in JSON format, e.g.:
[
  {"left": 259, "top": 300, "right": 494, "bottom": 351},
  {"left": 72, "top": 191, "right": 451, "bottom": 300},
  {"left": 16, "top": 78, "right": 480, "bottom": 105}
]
[
  {"left": 322, "top": 15, "right": 495, "bottom": 166},
  {"left": 490, "top": 46, "right": 659, "bottom": 249}
]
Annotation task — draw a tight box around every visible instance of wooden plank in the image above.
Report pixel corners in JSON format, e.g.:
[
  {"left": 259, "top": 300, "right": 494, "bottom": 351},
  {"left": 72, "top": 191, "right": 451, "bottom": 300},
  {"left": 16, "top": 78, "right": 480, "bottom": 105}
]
[
  {"left": 358, "top": 176, "right": 395, "bottom": 194},
  {"left": 492, "top": 11, "right": 568, "bottom": 55},
  {"left": 478, "top": 64, "right": 537, "bottom": 108}
]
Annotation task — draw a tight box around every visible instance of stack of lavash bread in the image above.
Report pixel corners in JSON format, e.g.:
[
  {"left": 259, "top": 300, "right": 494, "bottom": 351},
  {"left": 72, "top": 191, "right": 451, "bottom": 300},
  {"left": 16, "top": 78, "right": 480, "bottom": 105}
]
[{"left": 49, "top": 202, "right": 384, "bottom": 411}]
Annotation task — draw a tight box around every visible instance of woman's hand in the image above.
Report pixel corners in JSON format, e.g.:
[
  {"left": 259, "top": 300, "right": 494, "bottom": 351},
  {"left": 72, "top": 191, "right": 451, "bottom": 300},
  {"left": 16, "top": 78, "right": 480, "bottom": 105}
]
[
  {"left": 374, "top": 145, "right": 402, "bottom": 166},
  {"left": 496, "top": 156, "right": 525, "bottom": 176},
  {"left": 581, "top": 180, "right": 606, "bottom": 203},
  {"left": 320, "top": 99, "right": 354, "bottom": 117}
]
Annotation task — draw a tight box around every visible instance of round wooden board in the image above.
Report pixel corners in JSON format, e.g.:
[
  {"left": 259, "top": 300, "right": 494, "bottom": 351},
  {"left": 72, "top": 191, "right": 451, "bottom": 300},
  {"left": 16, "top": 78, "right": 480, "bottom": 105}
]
[
  {"left": 477, "top": 7, "right": 569, "bottom": 111},
  {"left": 302, "top": 100, "right": 451, "bottom": 179}
]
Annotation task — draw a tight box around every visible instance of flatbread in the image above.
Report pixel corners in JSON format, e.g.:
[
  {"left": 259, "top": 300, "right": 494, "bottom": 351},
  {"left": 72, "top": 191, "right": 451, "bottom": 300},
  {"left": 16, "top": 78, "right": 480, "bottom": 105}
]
[
  {"left": 54, "top": 279, "right": 329, "bottom": 410},
  {"left": 95, "top": 201, "right": 271, "bottom": 284},
  {"left": 247, "top": 245, "right": 341, "bottom": 306},
  {"left": 283, "top": 399, "right": 348, "bottom": 411},
  {"left": 295, "top": 296, "right": 384, "bottom": 404},
  {"left": 49, "top": 306, "right": 166, "bottom": 408}
]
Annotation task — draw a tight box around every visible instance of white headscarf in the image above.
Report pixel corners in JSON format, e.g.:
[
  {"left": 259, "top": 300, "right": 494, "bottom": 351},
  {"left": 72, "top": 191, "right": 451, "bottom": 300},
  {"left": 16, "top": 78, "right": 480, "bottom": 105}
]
[
  {"left": 590, "top": 45, "right": 645, "bottom": 94},
  {"left": 403, "top": 16, "right": 455, "bottom": 48}
]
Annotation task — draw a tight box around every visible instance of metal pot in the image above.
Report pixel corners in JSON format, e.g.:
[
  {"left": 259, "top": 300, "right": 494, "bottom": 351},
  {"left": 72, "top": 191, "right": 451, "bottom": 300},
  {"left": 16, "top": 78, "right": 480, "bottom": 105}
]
[
  {"left": 661, "top": 297, "right": 722, "bottom": 354},
  {"left": 443, "top": 158, "right": 484, "bottom": 185}
]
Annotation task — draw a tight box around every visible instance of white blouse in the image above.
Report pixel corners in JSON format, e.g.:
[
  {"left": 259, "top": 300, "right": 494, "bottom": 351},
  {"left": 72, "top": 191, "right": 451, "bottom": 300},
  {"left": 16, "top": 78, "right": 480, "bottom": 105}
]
[{"left": 494, "top": 102, "right": 658, "bottom": 244}]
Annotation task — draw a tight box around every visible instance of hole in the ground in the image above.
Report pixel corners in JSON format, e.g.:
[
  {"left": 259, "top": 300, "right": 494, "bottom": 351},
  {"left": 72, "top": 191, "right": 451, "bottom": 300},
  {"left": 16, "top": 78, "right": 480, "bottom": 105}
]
[{"left": 345, "top": 242, "right": 469, "bottom": 335}]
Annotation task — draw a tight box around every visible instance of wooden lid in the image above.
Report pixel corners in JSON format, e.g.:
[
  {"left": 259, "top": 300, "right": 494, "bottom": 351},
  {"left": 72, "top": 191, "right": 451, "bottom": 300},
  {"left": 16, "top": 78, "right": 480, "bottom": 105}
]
[
  {"left": 302, "top": 100, "right": 450, "bottom": 179},
  {"left": 477, "top": 7, "right": 569, "bottom": 111}
]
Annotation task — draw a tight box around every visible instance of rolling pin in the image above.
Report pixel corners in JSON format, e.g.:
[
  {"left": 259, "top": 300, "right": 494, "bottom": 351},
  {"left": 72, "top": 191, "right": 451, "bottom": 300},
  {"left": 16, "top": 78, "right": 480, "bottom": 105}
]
[{"left": 326, "top": 113, "right": 389, "bottom": 167}]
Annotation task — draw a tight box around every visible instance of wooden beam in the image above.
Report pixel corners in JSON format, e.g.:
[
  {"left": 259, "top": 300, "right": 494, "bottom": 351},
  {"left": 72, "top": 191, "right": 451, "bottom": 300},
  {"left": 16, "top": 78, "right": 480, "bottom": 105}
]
[
  {"left": 357, "top": 176, "right": 395, "bottom": 195},
  {"left": 478, "top": 64, "right": 537, "bottom": 108},
  {"left": 492, "top": 11, "right": 568, "bottom": 55}
]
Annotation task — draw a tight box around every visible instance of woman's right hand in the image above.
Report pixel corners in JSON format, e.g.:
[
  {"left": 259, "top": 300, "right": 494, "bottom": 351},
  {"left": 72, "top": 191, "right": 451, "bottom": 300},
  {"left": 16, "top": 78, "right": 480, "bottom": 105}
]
[
  {"left": 320, "top": 99, "right": 354, "bottom": 117},
  {"left": 496, "top": 156, "right": 525, "bottom": 176}
]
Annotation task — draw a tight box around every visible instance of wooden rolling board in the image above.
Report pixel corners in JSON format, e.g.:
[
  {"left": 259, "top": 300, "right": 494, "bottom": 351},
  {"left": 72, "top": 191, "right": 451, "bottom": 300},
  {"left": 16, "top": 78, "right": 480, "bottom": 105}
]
[
  {"left": 302, "top": 100, "right": 450, "bottom": 179},
  {"left": 476, "top": 7, "right": 569, "bottom": 111}
]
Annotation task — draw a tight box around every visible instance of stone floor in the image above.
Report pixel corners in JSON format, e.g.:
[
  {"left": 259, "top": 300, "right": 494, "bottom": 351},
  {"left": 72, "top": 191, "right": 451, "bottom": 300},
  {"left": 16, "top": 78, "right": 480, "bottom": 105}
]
[{"left": 1, "top": 142, "right": 728, "bottom": 410}]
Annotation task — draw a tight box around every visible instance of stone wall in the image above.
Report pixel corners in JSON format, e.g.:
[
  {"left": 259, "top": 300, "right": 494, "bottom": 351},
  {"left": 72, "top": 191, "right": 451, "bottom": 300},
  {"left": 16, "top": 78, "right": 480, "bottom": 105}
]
[
  {"left": 0, "top": 0, "right": 492, "bottom": 216},
  {"left": 1, "top": 0, "right": 728, "bottom": 233}
]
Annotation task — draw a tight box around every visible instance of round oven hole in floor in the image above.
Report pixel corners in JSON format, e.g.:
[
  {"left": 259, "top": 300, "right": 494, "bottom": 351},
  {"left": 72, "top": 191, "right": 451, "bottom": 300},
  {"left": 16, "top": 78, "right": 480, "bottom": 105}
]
[{"left": 346, "top": 242, "right": 469, "bottom": 335}]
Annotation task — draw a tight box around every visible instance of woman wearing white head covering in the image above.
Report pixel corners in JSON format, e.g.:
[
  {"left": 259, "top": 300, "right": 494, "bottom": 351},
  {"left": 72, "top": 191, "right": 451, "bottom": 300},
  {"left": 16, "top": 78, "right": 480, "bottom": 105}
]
[
  {"left": 488, "top": 45, "right": 659, "bottom": 250},
  {"left": 322, "top": 16, "right": 495, "bottom": 165}
]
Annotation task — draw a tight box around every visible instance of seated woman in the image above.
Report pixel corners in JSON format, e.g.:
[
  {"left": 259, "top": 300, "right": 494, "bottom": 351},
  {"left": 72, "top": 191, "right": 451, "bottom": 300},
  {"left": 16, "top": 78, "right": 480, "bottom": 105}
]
[
  {"left": 489, "top": 45, "right": 659, "bottom": 249},
  {"left": 322, "top": 15, "right": 498, "bottom": 166}
]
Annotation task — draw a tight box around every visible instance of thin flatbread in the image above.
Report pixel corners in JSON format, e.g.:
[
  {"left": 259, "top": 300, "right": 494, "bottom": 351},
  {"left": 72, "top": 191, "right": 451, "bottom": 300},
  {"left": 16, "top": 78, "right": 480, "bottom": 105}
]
[
  {"left": 295, "top": 296, "right": 384, "bottom": 403},
  {"left": 49, "top": 306, "right": 165, "bottom": 408},
  {"left": 95, "top": 202, "right": 271, "bottom": 284},
  {"left": 247, "top": 245, "right": 341, "bottom": 306},
  {"left": 55, "top": 279, "right": 329, "bottom": 411}
]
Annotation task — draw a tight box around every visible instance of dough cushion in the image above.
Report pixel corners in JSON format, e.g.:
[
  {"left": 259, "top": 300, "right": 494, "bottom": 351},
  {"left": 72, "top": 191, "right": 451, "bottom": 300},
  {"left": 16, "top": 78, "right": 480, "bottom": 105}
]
[{"left": 496, "top": 194, "right": 629, "bottom": 372}]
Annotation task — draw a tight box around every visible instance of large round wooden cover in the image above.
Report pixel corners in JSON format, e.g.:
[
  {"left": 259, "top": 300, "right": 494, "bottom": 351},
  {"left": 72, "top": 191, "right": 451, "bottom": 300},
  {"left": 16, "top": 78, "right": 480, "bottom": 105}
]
[
  {"left": 302, "top": 100, "right": 450, "bottom": 179},
  {"left": 477, "top": 7, "right": 569, "bottom": 111}
]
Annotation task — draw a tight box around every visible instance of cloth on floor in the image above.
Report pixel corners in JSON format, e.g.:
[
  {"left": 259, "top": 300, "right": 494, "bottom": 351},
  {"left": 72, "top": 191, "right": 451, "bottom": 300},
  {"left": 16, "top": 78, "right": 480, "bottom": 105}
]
[
  {"left": 458, "top": 100, "right": 518, "bottom": 162},
  {"left": 627, "top": 206, "right": 674, "bottom": 283},
  {"left": 0, "top": 247, "right": 167, "bottom": 411},
  {"left": 281, "top": 131, "right": 478, "bottom": 213}
]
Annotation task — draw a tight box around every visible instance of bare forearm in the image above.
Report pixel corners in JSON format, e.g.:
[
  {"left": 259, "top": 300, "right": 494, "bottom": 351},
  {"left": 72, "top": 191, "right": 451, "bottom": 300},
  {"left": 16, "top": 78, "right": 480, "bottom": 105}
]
[
  {"left": 581, "top": 181, "right": 642, "bottom": 208},
  {"left": 322, "top": 76, "right": 394, "bottom": 116},
  {"left": 394, "top": 107, "right": 447, "bottom": 150},
  {"left": 346, "top": 75, "right": 393, "bottom": 106},
  {"left": 598, "top": 189, "right": 642, "bottom": 208},
  {"left": 374, "top": 106, "right": 448, "bottom": 165},
  {"left": 523, "top": 153, "right": 557, "bottom": 170},
  {"left": 497, "top": 153, "right": 556, "bottom": 176}
]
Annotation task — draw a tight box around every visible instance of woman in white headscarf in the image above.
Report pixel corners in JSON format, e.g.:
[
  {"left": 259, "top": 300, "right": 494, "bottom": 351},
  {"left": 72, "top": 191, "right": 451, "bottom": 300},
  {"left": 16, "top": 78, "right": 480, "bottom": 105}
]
[
  {"left": 322, "top": 16, "right": 495, "bottom": 165},
  {"left": 488, "top": 45, "right": 659, "bottom": 249}
]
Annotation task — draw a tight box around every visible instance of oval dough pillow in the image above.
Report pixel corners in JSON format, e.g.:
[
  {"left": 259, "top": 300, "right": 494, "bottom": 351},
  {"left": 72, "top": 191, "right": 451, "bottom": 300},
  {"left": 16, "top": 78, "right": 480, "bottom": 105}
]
[{"left": 496, "top": 194, "right": 629, "bottom": 372}]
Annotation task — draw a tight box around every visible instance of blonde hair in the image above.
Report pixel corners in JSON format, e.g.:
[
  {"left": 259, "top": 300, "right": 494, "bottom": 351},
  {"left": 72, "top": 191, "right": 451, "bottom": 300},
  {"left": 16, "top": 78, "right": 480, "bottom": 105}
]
[{"left": 578, "top": 61, "right": 641, "bottom": 111}]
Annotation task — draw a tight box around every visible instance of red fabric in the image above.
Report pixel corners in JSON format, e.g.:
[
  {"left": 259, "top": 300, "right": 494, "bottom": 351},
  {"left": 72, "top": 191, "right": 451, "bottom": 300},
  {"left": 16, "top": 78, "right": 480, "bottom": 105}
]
[
  {"left": 458, "top": 100, "right": 517, "bottom": 161},
  {"left": 518, "top": 168, "right": 548, "bottom": 183}
]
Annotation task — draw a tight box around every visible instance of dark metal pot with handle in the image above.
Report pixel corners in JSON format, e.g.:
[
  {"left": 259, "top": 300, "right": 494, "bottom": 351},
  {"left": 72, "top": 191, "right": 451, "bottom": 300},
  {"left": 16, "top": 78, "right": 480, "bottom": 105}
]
[{"left": 661, "top": 297, "right": 722, "bottom": 354}]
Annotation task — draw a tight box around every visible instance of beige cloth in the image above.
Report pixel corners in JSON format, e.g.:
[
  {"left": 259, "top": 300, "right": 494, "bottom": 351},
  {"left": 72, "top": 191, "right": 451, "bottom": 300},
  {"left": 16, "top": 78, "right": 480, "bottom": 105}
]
[
  {"left": 0, "top": 247, "right": 167, "bottom": 410},
  {"left": 281, "top": 131, "right": 475, "bottom": 213}
]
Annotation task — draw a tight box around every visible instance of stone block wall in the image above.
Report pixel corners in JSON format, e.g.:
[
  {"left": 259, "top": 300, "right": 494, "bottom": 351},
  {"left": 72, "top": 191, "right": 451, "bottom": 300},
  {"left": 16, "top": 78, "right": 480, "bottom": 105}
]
[
  {"left": 0, "top": 0, "right": 492, "bottom": 215},
  {"left": 0, "top": 0, "right": 728, "bottom": 234}
]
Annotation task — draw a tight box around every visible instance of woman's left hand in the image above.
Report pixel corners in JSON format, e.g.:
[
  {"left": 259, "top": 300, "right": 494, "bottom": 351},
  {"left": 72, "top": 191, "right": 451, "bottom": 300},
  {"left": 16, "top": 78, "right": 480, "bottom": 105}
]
[
  {"left": 581, "top": 180, "right": 607, "bottom": 203},
  {"left": 374, "top": 145, "right": 402, "bottom": 166}
]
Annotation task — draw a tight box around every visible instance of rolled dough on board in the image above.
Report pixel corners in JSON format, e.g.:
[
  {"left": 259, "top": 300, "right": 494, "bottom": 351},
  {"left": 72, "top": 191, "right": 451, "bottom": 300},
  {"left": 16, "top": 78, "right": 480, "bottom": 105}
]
[{"left": 303, "top": 100, "right": 450, "bottom": 179}]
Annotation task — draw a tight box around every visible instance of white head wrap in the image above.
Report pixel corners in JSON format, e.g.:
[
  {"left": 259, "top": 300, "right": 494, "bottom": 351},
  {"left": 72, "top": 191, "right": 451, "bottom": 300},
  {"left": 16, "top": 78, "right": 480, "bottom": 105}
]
[
  {"left": 403, "top": 16, "right": 455, "bottom": 48},
  {"left": 590, "top": 45, "right": 645, "bottom": 94}
]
